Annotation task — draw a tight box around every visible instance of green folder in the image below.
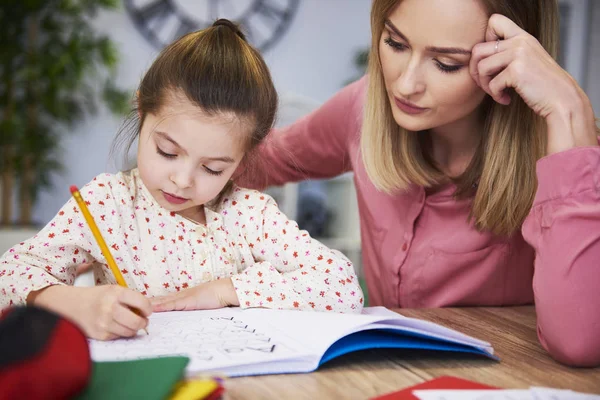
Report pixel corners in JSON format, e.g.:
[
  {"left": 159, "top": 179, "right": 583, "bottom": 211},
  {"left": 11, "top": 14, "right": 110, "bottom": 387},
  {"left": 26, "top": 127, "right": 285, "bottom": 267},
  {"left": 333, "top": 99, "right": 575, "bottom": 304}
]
[{"left": 76, "top": 356, "right": 189, "bottom": 400}]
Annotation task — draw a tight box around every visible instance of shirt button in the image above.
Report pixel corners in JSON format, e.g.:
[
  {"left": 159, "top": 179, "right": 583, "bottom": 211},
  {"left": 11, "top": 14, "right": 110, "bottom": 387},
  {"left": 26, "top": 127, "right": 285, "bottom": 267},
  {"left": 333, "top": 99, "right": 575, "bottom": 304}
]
[{"left": 402, "top": 242, "right": 408, "bottom": 251}]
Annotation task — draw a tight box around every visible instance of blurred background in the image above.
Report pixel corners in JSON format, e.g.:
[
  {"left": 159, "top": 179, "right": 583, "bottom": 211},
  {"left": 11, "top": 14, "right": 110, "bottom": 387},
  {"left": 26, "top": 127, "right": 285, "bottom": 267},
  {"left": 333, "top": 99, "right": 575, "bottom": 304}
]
[{"left": 1, "top": 0, "right": 598, "bottom": 287}]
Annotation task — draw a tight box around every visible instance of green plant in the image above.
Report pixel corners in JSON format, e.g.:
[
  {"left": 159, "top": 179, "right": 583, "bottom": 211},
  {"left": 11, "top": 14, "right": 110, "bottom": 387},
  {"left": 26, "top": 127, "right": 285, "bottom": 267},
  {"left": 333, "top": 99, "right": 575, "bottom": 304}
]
[{"left": 0, "top": 0, "right": 130, "bottom": 227}]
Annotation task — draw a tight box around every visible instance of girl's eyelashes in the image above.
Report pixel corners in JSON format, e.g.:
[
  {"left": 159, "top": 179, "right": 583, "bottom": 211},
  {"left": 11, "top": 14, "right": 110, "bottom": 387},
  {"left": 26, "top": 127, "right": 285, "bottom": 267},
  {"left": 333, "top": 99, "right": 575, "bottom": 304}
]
[
  {"left": 156, "top": 145, "right": 224, "bottom": 176},
  {"left": 203, "top": 166, "right": 223, "bottom": 176},
  {"left": 157, "top": 146, "right": 176, "bottom": 159},
  {"left": 384, "top": 36, "right": 464, "bottom": 74}
]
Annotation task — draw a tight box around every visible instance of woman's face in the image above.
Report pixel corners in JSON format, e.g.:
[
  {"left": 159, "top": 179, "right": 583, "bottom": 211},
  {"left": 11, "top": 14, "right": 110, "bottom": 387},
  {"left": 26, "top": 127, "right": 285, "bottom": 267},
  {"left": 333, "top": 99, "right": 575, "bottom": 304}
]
[{"left": 379, "top": 0, "right": 489, "bottom": 132}]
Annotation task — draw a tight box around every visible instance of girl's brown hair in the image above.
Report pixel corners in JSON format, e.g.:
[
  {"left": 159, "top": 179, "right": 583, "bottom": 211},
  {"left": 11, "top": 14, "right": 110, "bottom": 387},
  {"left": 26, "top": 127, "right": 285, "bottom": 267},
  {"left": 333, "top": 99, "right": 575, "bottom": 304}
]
[
  {"left": 113, "top": 18, "right": 278, "bottom": 170},
  {"left": 362, "top": 0, "right": 564, "bottom": 236}
]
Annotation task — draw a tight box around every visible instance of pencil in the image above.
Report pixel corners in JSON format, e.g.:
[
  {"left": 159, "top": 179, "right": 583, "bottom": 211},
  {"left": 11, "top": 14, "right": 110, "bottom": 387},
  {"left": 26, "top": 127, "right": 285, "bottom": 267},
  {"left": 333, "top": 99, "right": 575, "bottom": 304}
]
[{"left": 70, "top": 185, "right": 149, "bottom": 335}]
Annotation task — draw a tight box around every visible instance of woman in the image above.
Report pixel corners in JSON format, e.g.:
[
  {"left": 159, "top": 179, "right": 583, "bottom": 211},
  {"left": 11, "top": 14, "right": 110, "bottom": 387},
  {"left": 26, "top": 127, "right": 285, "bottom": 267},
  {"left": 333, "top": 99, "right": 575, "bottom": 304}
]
[{"left": 239, "top": 0, "right": 600, "bottom": 367}]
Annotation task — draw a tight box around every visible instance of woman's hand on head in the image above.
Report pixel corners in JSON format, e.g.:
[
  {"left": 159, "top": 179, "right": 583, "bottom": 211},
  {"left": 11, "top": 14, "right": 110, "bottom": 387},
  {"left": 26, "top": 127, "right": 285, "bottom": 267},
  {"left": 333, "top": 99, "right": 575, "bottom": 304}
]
[
  {"left": 151, "top": 278, "right": 240, "bottom": 312},
  {"left": 470, "top": 13, "right": 597, "bottom": 154}
]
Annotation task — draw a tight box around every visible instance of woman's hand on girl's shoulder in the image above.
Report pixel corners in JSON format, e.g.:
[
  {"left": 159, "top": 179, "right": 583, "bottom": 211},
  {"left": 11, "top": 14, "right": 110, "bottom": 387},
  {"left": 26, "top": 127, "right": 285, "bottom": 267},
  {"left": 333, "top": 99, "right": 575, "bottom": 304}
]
[
  {"left": 151, "top": 278, "right": 240, "bottom": 312},
  {"left": 470, "top": 13, "right": 597, "bottom": 154}
]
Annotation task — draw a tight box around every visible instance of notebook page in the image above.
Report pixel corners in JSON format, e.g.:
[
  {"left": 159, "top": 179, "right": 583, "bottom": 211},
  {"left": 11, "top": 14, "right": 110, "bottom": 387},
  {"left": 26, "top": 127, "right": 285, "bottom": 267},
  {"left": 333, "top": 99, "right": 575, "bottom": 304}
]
[{"left": 89, "top": 308, "right": 313, "bottom": 375}]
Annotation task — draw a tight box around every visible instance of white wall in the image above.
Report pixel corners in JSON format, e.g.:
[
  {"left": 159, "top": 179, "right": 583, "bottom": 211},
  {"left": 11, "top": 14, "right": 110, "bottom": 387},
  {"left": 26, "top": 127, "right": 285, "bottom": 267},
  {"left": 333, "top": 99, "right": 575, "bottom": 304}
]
[{"left": 33, "top": 1, "right": 372, "bottom": 224}]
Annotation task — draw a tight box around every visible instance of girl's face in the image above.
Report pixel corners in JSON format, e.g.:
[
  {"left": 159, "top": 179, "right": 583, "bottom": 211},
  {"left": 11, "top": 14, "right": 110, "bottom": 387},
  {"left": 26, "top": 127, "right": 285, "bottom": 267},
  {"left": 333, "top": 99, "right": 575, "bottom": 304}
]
[
  {"left": 379, "top": 0, "right": 488, "bottom": 132},
  {"left": 137, "top": 94, "right": 246, "bottom": 221}
]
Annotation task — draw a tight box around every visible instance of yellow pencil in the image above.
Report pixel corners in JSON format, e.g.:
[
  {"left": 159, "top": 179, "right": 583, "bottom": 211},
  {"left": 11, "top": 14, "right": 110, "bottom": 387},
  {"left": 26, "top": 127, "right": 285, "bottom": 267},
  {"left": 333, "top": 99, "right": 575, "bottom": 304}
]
[{"left": 70, "top": 185, "right": 149, "bottom": 335}]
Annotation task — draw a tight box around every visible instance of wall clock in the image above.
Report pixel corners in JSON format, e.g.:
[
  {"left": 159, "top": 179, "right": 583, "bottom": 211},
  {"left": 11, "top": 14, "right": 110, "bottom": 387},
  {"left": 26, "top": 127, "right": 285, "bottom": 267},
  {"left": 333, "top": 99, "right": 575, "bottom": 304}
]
[{"left": 124, "top": 0, "right": 300, "bottom": 52}]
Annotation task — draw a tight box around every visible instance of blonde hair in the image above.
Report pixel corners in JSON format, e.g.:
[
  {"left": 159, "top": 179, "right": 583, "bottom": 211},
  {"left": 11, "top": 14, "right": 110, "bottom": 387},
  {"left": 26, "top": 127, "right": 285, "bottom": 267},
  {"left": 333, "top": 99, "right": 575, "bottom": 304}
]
[{"left": 361, "top": 0, "right": 561, "bottom": 236}]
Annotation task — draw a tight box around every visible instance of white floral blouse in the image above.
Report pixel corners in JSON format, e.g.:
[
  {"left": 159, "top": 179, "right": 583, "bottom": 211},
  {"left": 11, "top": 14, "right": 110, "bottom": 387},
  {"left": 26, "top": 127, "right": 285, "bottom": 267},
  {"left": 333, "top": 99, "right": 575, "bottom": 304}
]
[{"left": 0, "top": 169, "right": 363, "bottom": 313}]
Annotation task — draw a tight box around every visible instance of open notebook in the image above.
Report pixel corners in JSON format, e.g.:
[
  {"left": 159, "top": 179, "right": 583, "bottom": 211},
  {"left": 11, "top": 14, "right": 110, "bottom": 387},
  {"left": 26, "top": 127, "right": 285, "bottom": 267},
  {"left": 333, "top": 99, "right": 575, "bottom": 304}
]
[{"left": 89, "top": 307, "right": 496, "bottom": 377}]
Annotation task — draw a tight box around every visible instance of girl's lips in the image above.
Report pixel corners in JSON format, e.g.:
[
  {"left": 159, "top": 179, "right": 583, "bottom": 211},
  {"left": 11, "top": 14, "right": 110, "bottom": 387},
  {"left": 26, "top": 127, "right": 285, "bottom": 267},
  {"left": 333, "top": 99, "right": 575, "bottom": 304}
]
[
  {"left": 394, "top": 97, "right": 429, "bottom": 115},
  {"left": 162, "top": 191, "right": 188, "bottom": 205}
]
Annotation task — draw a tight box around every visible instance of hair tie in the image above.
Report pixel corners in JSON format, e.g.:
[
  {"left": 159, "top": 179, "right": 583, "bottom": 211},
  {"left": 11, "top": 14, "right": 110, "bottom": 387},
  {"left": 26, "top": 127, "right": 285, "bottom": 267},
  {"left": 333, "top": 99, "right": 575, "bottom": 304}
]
[{"left": 212, "top": 18, "right": 246, "bottom": 41}]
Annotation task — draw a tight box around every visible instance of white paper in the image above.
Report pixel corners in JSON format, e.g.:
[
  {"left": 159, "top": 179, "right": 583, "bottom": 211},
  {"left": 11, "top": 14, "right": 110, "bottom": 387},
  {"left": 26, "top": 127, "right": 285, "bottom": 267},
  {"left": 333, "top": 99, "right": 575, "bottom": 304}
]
[
  {"left": 413, "top": 388, "right": 600, "bottom": 400},
  {"left": 530, "top": 387, "right": 600, "bottom": 400},
  {"left": 413, "top": 389, "right": 534, "bottom": 400},
  {"left": 89, "top": 308, "right": 310, "bottom": 375}
]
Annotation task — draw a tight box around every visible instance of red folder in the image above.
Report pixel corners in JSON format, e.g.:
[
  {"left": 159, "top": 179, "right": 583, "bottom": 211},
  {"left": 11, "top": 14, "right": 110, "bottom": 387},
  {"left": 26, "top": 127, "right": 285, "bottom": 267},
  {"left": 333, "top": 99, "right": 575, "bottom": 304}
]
[{"left": 372, "top": 376, "right": 498, "bottom": 400}]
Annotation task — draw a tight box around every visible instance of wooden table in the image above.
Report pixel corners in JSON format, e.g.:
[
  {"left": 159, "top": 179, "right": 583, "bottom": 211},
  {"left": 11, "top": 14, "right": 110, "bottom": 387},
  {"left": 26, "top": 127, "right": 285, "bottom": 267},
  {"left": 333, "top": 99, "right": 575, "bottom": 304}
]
[{"left": 223, "top": 306, "right": 600, "bottom": 399}]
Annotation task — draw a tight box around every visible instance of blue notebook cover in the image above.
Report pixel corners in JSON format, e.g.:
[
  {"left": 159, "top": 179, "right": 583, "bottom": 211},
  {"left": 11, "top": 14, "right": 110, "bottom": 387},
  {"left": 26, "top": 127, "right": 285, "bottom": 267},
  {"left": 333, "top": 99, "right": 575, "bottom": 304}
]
[{"left": 320, "top": 328, "right": 499, "bottom": 366}]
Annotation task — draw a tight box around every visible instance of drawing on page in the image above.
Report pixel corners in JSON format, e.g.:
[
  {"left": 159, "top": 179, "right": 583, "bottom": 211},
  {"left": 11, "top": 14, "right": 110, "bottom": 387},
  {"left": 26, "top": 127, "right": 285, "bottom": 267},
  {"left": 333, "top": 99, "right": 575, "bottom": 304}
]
[{"left": 89, "top": 315, "right": 279, "bottom": 364}]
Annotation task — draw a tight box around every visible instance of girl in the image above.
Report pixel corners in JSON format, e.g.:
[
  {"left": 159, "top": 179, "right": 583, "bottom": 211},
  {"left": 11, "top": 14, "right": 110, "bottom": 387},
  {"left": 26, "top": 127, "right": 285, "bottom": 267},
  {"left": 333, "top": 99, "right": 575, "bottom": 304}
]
[
  {"left": 238, "top": 0, "right": 600, "bottom": 367},
  {"left": 0, "top": 19, "right": 363, "bottom": 340}
]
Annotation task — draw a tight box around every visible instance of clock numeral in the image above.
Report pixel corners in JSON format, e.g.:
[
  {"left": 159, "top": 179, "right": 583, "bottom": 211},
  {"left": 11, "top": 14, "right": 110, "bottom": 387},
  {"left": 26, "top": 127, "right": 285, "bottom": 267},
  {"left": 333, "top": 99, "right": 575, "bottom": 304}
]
[
  {"left": 255, "top": 0, "right": 288, "bottom": 27},
  {"left": 173, "top": 19, "right": 197, "bottom": 42},
  {"left": 136, "top": 0, "right": 174, "bottom": 29},
  {"left": 208, "top": 0, "right": 221, "bottom": 20}
]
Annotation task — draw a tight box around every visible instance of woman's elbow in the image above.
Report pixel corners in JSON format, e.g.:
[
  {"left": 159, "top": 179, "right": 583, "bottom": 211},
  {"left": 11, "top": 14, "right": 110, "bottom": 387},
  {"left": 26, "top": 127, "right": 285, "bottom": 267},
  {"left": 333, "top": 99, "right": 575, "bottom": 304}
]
[{"left": 540, "top": 327, "right": 600, "bottom": 367}]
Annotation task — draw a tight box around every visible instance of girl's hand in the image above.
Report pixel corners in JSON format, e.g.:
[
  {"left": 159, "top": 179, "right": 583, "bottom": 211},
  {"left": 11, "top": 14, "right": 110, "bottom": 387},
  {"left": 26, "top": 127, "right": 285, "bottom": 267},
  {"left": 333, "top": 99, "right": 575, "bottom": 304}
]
[
  {"left": 470, "top": 14, "right": 597, "bottom": 155},
  {"left": 30, "top": 284, "right": 151, "bottom": 341},
  {"left": 151, "top": 278, "right": 240, "bottom": 312}
]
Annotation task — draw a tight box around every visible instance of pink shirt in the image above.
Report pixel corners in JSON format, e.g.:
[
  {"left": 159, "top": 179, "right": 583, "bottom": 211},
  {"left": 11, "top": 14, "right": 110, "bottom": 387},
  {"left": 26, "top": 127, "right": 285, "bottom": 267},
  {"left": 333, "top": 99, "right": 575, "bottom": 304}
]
[{"left": 242, "top": 76, "right": 600, "bottom": 367}]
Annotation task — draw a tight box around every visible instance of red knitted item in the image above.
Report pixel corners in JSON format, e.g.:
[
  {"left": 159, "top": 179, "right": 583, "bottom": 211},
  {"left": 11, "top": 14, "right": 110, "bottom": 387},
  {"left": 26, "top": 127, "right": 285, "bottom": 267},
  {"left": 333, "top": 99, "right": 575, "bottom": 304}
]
[{"left": 0, "top": 306, "right": 92, "bottom": 400}]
